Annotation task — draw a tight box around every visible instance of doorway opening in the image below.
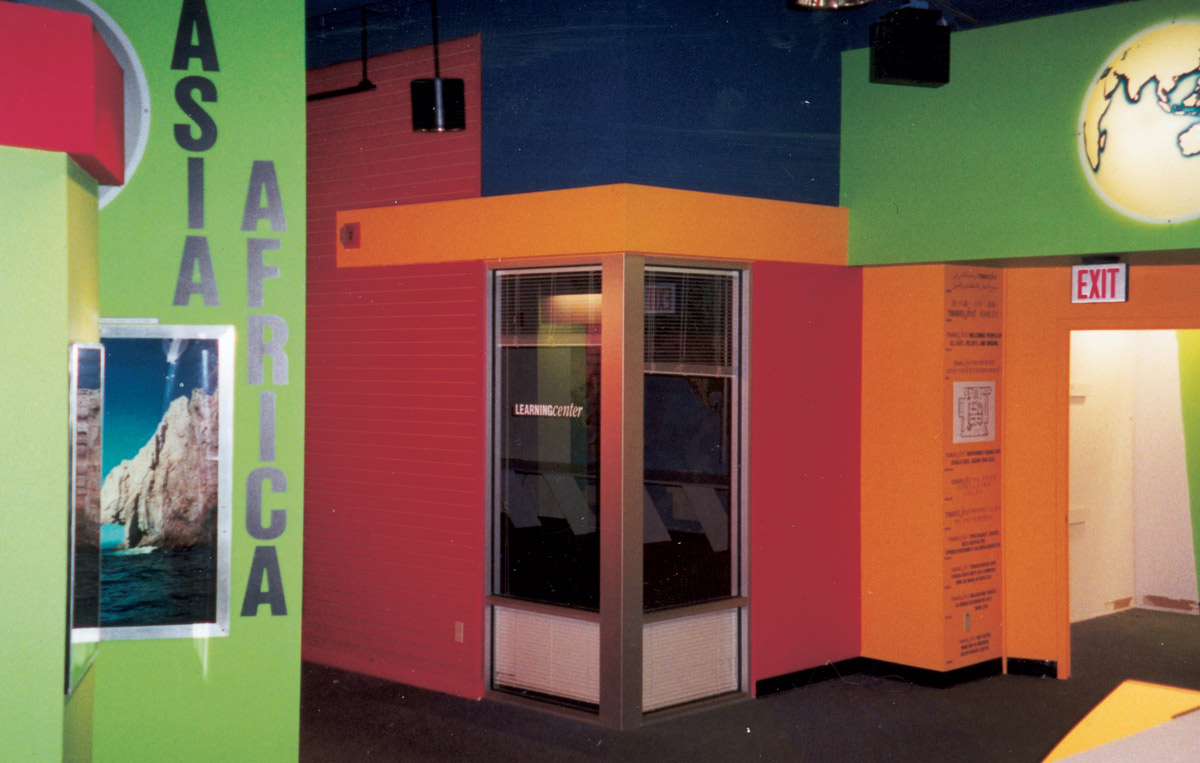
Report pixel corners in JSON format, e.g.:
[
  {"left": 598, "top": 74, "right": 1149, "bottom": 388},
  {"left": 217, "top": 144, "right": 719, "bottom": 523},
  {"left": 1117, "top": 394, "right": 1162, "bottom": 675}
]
[{"left": 1068, "top": 330, "right": 1200, "bottom": 624}]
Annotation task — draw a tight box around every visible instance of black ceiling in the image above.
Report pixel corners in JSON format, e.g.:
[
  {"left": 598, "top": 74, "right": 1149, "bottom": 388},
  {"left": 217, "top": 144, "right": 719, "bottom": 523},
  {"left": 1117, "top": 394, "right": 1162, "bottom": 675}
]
[{"left": 305, "top": 0, "right": 1131, "bottom": 35}]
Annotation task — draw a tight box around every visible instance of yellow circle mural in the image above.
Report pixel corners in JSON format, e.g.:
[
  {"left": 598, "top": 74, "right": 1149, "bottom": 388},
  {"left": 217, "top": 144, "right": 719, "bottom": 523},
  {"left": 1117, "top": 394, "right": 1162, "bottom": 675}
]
[{"left": 1078, "top": 20, "right": 1200, "bottom": 224}]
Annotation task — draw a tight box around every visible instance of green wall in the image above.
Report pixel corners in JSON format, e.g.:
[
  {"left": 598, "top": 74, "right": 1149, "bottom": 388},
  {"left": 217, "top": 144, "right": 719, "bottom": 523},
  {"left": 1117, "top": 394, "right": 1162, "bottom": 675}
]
[
  {"left": 91, "top": 1, "right": 306, "bottom": 760},
  {"left": 1177, "top": 331, "right": 1200, "bottom": 592},
  {"left": 0, "top": 147, "right": 98, "bottom": 761},
  {"left": 841, "top": 0, "right": 1200, "bottom": 265}
]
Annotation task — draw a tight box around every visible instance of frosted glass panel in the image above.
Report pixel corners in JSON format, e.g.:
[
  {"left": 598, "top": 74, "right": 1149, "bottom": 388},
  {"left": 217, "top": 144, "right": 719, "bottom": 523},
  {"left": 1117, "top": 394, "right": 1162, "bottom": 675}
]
[
  {"left": 493, "top": 606, "right": 599, "bottom": 706},
  {"left": 643, "top": 609, "right": 740, "bottom": 712}
]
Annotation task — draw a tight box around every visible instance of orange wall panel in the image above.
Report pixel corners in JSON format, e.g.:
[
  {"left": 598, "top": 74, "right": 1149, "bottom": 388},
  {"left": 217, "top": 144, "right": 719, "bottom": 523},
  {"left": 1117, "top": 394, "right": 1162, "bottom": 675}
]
[
  {"left": 1001, "top": 268, "right": 1070, "bottom": 674},
  {"left": 861, "top": 265, "right": 948, "bottom": 670},
  {"left": 939, "top": 267, "right": 1004, "bottom": 669}
]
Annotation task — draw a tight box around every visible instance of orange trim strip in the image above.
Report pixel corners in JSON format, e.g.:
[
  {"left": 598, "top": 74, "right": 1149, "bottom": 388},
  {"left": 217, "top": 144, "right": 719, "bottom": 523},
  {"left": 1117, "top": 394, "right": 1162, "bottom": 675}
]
[{"left": 335, "top": 184, "right": 847, "bottom": 267}]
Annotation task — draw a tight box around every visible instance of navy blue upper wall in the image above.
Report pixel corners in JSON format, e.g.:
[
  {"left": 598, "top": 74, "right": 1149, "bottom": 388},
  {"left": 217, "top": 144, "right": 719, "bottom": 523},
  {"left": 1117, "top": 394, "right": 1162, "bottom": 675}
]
[
  {"left": 619, "top": 1, "right": 850, "bottom": 204},
  {"left": 307, "top": 0, "right": 1125, "bottom": 206},
  {"left": 309, "top": 0, "right": 875, "bottom": 205},
  {"left": 476, "top": 0, "right": 635, "bottom": 197}
]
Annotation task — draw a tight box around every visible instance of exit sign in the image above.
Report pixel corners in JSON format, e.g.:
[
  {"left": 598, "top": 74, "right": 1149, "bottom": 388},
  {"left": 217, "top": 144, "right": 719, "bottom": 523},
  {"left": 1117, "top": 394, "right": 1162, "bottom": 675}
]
[{"left": 1072, "top": 263, "right": 1127, "bottom": 303}]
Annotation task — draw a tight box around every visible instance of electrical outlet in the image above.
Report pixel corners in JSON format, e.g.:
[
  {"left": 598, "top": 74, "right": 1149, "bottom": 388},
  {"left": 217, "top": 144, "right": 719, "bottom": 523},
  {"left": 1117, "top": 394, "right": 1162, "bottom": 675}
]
[{"left": 455, "top": 621, "right": 464, "bottom": 643}]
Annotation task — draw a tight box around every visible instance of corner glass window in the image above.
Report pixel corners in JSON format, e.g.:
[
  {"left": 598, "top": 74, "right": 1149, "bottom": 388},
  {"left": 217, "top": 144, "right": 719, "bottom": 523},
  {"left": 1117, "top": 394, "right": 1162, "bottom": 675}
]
[
  {"left": 643, "top": 268, "right": 740, "bottom": 611},
  {"left": 493, "top": 268, "right": 602, "bottom": 611}
]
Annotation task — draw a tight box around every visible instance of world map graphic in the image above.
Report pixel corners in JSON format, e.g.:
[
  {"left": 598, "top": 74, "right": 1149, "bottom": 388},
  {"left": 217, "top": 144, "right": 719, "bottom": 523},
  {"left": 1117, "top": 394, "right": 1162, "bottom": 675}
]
[{"left": 1079, "top": 21, "right": 1200, "bottom": 223}]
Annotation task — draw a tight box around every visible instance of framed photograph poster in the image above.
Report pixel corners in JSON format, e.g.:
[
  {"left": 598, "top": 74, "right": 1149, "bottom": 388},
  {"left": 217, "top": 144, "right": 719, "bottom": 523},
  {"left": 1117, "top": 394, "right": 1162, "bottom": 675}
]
[
  {"left": 98, "top": 324, "right": 234, "bottom": 640},
  {"left": 67, "top": 343, "right": 103, "bottom": 694}
]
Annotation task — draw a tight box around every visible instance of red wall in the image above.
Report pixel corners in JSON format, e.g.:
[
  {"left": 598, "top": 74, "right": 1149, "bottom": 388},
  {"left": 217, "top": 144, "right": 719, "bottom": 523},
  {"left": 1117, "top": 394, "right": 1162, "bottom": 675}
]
[
  {"left": 305, "top": 38, "right": 486, "bottom": 699},
  {"left": 749, "top": 261, "right": 862, "bottom": 689},
  {"left": 307, "top": 39, "right": 862, "bottom": 697},
  {"left": 307, "top": 35, "right": 481, "bottom": 209}
]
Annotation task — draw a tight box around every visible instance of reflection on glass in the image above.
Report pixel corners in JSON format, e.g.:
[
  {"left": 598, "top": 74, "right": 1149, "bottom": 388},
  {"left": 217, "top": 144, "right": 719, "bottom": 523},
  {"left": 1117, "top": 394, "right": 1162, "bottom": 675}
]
[
  {"left": 68, "top": 344, "right": 103, "bottom": 694},
  {"left": 72, "top": 347, "right": 104, "bottom": 630},
  {"left": 643, "top": 375, "right": 733, "bottom": 610},
  {"left": 643, "top": 269, "right": 738, "bottom": 611},
  {"left": 495, "top": 269, "right": 601, "bottom": 610}
]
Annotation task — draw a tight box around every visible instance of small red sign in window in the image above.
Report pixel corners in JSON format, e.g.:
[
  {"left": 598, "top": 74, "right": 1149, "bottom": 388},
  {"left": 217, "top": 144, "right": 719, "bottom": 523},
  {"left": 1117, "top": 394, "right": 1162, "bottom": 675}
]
[
  {"left": 645, "top": 283, "right": 676, "bottom": 314},
  {"left": 339, "top": 222, "right": 361, "bottom": 250}
]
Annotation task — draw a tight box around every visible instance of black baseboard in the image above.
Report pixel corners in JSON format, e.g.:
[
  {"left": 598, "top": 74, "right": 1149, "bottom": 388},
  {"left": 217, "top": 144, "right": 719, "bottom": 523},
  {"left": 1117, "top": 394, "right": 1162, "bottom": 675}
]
[
  {"left": 493, "top": 685, "right": 599, "bottom": 713},
  {"left": 1006, "top": 658, "right": 1058, "bottom": 679},
  {"left": 860, "top": 657, "right": 1003, "bottom": 689},
  {"left": 756, "top": 656, "right": 1004, "bottom": 697},
  {"left": 755, "top": 657, "right": 874, "bottom": 697}
]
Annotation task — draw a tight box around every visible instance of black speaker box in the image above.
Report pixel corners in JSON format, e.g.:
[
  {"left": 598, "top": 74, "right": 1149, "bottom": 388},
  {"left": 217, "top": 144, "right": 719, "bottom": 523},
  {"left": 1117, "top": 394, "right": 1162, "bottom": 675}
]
[
  {"left": 411, "top": 78, "right": 466, "bottom": 131},
  {"left": 870, "top": 8, "right": 950, "bottom": 87}
]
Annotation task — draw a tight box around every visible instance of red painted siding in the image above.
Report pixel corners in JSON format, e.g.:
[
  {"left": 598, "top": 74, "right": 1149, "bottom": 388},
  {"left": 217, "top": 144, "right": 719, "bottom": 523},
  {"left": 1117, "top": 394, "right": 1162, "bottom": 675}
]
[
  {"left": 749, "top": 261, "right": 862, "bottom": 690},
  {"left": 305, "top": 38, "right": 485, "bottom": 699},
  {"left": 307, "top": 35, "right": 481, "bottom": 206}
]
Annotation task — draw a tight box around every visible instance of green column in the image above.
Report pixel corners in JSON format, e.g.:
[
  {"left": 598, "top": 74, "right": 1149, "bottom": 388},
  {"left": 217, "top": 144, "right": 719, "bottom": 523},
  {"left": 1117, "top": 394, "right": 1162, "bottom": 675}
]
[
  {"left": 1176, "top": 330, "right": 1200, "bottom": 596},
  {"left": 0, "top": 147, "right": 99, "bottom": 762}
]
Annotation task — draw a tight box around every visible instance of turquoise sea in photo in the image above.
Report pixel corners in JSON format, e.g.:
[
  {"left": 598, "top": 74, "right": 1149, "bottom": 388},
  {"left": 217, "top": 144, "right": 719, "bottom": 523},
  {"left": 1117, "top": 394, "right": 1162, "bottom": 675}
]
[
  {"left": 99, "top": 524, "right": 217, "bottom": 628},
  {"left": 99, "top": 338, "right": 219, "bottom": 629}
]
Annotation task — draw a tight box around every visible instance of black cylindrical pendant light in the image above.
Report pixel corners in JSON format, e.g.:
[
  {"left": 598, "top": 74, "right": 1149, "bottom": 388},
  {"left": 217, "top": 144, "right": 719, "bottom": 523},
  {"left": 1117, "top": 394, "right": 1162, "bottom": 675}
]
[{"left": 412, "top": 0, "right": 465, "bottom": 132}]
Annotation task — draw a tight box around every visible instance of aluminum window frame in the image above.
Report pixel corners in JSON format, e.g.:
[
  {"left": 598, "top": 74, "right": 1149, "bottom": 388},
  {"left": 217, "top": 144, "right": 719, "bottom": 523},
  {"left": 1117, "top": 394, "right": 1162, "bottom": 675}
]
[{"left": 485, "top": 256, "right": 751, "bottom": 728}]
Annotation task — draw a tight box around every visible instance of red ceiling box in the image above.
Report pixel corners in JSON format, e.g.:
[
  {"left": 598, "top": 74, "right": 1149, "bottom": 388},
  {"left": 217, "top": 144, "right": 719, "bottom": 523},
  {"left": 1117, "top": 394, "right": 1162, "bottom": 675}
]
[{"left": 0, "top": 2, "right": 124, "bottom": 185}]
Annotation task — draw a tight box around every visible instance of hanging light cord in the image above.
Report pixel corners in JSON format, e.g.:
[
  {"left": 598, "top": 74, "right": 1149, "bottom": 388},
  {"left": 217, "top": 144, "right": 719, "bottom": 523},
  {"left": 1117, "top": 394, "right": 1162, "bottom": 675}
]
[{"left": 431, "top": 0, "right": 441, "bottom": 79}]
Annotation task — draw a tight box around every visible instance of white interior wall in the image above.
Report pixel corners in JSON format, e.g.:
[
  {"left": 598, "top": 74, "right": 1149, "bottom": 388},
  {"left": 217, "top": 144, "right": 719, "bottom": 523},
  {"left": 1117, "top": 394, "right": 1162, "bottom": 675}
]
[
  {"left": 1069, "top": 330, "right": 1199, "bottom": 623},
  {"left": 1131, "top": 332, "right": 1199, "bottom": 610},
  {"left": 1069, "top": 331, "right": 1136, "bottom": 622}
]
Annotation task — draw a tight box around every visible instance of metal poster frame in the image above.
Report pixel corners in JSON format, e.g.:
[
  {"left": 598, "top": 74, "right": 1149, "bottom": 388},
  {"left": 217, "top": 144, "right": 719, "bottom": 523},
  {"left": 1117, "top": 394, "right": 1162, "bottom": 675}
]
[{"left": 98, "top": 323, "right": 234, "bottom": 641}]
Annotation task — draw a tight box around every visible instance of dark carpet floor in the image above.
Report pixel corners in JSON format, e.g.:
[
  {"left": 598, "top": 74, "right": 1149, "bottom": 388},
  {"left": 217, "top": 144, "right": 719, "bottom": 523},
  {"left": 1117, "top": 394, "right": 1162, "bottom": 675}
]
[{"left": 299, "top": 609, "right": 1200, "bottom": 762}]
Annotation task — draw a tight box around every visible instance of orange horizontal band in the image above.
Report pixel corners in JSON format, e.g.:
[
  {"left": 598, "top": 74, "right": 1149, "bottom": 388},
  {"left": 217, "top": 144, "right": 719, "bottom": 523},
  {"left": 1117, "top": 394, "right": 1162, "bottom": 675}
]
[{"left": 336, "top": 184, "right": 847, "bottom": 267}]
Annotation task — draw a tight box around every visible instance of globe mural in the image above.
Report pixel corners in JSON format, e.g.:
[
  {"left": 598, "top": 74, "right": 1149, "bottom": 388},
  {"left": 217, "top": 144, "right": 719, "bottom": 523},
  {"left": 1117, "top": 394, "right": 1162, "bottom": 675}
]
[{"left": 1078, "top": 20, "right": 1200, "bottom": 224}]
